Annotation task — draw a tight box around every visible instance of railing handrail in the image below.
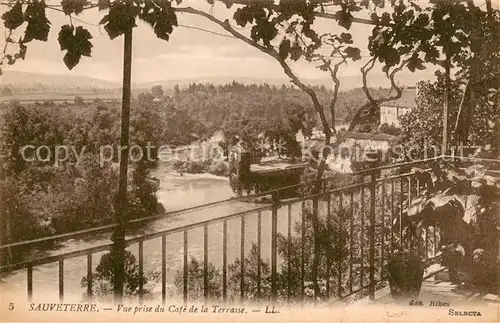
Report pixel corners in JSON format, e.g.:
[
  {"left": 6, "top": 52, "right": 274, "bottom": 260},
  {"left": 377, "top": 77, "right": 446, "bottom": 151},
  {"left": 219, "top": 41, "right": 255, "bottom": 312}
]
[
  {"left": 1, "top": 155, "right": 497, "bottom": 252},
  {"left": 0, "top": 204, "right": 276, "bottom": 272}
]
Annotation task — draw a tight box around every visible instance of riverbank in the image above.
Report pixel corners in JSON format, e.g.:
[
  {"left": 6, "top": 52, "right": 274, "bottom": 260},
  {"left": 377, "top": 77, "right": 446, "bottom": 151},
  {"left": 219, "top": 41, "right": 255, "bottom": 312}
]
[{"left": 163, "top": 171, "right": 230, "bottom": 181}]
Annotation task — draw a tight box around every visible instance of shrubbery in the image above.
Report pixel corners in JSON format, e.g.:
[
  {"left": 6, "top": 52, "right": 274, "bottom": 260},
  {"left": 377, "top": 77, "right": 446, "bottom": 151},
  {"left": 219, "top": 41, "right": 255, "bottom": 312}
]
[
  {"left": 0, "top": 101, "right": 162, "bottom": 265},
  {"left": 207, "top": 161, "right": 230, "bottom": 177},
  {"left": 80, "top": 250, "right": 160, "bottom": 301},
  {"left": 171, "top": 159, "right": 230, "bottom": 177},
  {"left": 171, "top": 206, "right": 354, "bottom": 303}
]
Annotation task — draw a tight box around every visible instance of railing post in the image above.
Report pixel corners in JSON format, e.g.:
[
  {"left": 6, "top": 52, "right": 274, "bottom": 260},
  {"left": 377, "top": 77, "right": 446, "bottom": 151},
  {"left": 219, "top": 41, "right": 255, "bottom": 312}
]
[
  {"left": 271, "top": 191, "right": 279, "bottom": 304},
  {"left": 27, "top": 264, "right": 33, "bottom": 302},
  {"left": 312, "top": 193, "right": 319, "bottom": 302},
  {"left": 222, "top": 221, "right": 227, "bottom": 302},
  {"left": 369, "top": 169, "right": 377, "bottom": 300}
]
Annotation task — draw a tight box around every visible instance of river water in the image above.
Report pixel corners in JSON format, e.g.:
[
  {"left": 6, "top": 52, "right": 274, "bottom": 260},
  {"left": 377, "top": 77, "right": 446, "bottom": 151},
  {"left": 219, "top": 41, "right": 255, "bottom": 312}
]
[{"left": 0, "top": 164, "right": 305, "bottom": 303}]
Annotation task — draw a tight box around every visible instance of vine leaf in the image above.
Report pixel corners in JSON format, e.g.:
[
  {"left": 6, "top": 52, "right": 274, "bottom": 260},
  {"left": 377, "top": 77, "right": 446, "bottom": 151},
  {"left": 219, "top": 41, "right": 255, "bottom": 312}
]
[
  {"left": 58, "top": 25, "right": 93, "bottom": 70},
  {"left": 278, "top": 38, "right": 291, "bottom": 60},
  {"left": 344, "top": 46, "right": 361, "bottom": 61},
  {"left": 340, "top": 32, "right": 353, "bottom": 44},
  {"left": 100, "top": 2, "right": 139, "bottom": 40},
  {"left": 23, "top": 1, "right": 51, "bottom": 43},
  {"left": 381, "top": 12, "right": 391, "bottom": 25},
  {"left": 98, "top": 0, "right": 110, "bottom": 11},
  {"left": 335, "top": 10, "right": 353, "bottom": 29},
  {"left": 1, "top": 0, "right": 24, "bottom": 30},
  {"left": 221, "top": 0, "right": 233, "bottom": 8},
  {"left": 289, "top": 41, "right": 303, "bottom": 61},
  {"left": 14, "top": 41, "right": 27, "bottom": 60},
  {"left": 139, "top": 1, "right": 178, "bottom": 41},
  {"left": 408, "top": 54, "right": 426, "bottom": 72},
  {"left": 317, "top": 60, "right": 330, "bottom": 71}
]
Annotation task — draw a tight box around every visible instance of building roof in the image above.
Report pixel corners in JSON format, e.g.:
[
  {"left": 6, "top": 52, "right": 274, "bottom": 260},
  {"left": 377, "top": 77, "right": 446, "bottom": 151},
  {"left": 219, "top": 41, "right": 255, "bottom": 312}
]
[{"left": 381, "top": 87, "right": 416, "bottom": 108}]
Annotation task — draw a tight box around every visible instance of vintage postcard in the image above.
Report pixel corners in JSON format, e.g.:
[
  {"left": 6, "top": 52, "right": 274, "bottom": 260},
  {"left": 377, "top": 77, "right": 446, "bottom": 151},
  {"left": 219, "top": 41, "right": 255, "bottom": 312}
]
[{"left": 0, "top": 0, "right": 499, "bottom": 322}]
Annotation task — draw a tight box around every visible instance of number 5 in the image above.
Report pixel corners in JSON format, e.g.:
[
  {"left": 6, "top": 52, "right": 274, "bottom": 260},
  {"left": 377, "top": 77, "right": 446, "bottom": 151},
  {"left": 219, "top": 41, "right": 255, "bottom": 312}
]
[{"left": 9, "top": 302, "right": 14, "bottom": 310}]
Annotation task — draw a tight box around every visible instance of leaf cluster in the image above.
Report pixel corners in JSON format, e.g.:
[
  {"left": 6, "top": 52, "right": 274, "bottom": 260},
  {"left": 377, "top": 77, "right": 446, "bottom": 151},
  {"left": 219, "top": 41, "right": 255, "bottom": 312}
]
[
  {"left": 399, "top": 162, "right": 500, "bottom": 260},
  {"left": 1, "top": 0, "right": 180, "bottom": 71}
]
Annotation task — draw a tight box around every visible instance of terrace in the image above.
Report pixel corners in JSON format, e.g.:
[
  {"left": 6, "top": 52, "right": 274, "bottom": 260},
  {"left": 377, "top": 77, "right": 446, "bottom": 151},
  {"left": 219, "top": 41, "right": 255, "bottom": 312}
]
[{"left": 0, "top": 155, "right": 498, "bottom": 307}]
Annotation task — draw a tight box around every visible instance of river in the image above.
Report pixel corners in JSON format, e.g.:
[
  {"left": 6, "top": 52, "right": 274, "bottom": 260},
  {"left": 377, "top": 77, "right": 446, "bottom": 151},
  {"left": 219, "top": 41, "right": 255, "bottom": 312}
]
[{"left": 0, "top": 164, "right": 305, "bottom": 304}]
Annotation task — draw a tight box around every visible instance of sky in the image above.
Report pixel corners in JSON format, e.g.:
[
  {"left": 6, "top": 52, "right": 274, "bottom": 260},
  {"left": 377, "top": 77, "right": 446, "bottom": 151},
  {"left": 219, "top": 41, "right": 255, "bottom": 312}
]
[{"left": 0, "top": 0, "right": 466, "bottom": 86}]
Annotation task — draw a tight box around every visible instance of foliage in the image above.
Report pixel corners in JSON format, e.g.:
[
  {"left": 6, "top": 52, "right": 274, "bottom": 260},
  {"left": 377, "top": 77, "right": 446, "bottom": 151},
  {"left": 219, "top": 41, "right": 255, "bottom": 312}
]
[
  {"left": 4, "top": 0, "right": 492, "bottom": 141},
  {"left": 172, "top": 206, "right": 350, "bottom": 303},
  {"left": 49, "top": 154, "right": 119, "bottom": 233},
  {"left": 172, "top": 257, "right": 223, "bottom": 301},
  {"left": 2, "top": 1, "right": 494, "bottom": 76},
  {"left": 80, "top": 249, "right": 160, "bottom": 301},
  {"left": 401, "top": 162, "right": 500, "bottom": 293},
  {"left": 398, "top": 70, "right": 500, "bottom": 161},
  {"left": 0, "top": 100, "right": 162, "bottom": 264},
  {"left": 173, "top": 245, "right": 269, "bottom": 302},
  {"left": 151, "top": 85, "right": 164, "bottom": 98},
  {"left": 379, "top": 122, "right": 401, "bottom": 136},
  {"left": 57, "top": 25, "right": 93, "bottom": 69},
  {"left": 0, "top": 178, "right": 51, "bottom": 244},
  {"left": 385, "top": 248, "right": 424, "bottom": 300},
  {"left": 0, "top": 0, "right": 176, "bottom": 71},
  {"left": 207, "top": 161, "right": 230, "bottom": 177},
  {"left": 74, "top": 96, "right": 84, "bottom": 105},
  {"left": 172, "top": 160, "right": 206, "bottom": 174}
]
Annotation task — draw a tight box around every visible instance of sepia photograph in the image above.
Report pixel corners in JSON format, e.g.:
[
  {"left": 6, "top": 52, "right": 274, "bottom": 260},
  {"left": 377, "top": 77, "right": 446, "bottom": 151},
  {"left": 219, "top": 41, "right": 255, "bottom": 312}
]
[{"left": 0, "top": 0, "right": 499, "bottom": 322}]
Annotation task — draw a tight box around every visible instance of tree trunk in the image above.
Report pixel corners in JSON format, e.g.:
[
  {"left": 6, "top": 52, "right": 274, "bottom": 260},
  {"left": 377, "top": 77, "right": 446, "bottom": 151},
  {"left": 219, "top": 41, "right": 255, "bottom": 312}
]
[{"left": 310, "top": 134, "right": 331, "bottom": 299}]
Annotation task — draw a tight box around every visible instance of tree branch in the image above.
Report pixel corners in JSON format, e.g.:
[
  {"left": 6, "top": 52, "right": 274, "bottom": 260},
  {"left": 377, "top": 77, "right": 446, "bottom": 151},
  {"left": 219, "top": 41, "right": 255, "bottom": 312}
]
[
  {"left": 323, "top": 57, "right": 346, "bottom": 140},
  {"left": 345, "top": 59, "right": 407, "bottom": 134},
  {"left": 360, "top": 57, "right": 377, "bottom": 103},
  {"left": 175, "top": 6, "right": 332, "bottom": 138},
  {"left": 314, "top": 11, "right": 385, "bottom": 26},
  {"left": 214, "top": 0, "right": 383, "bottom": 27},
  {"left": 378, "top": 59, "right": 408, "bottom": 105}
]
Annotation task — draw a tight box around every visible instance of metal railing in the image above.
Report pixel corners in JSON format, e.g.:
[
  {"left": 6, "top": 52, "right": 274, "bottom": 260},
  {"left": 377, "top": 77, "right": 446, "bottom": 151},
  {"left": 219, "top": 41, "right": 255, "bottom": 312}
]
[{"left": 0, "top": 155, "right": 496, "bottom": 304}]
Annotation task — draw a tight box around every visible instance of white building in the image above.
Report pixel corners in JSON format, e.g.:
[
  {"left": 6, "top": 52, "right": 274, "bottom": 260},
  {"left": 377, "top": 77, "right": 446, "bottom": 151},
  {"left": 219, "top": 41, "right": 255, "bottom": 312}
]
[
  {"left": 329, "top": 132, "right": 397, "bottom": 173},
  {"left": 380, "top": 87, "right": 417, "bottom": 127}
]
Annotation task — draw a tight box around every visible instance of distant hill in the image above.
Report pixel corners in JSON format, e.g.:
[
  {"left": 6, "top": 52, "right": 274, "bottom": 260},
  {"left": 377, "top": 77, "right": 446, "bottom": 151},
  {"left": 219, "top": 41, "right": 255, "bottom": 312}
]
[{"left": 0, "top": 69, "right": 435, "bottom": 97}]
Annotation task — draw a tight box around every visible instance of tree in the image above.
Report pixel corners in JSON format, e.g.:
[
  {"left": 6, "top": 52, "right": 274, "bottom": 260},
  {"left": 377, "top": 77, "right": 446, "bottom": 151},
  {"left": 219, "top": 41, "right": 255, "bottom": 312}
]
[
  {"left": 74, "top": 95, "right": 84, "bottom": 105},
  {"left": 398, "top": 69, "right": 500, "bottom": 161}
]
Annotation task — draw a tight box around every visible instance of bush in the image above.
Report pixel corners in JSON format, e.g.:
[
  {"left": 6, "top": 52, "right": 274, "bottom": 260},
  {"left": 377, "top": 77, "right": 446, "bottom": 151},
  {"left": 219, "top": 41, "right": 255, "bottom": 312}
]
[
  {"left": 173, "top": 160, "right": 207, "bottom": 174},
  {"left": 74, "top": 96, "right": 84, "bottom": 105},
  {"left": 207, "top": 161, "right": 230, "bottom": 177},
  {"left": 379, "top": 123, "right": 401, "bottom": 136},
  {"left": 173, "top": 257, "right": 222, "bottom": 301},
  {"left": 172, "top": 207, "right": 350, "bottom": 304},
  {"left": 50, "top": 155, "right": 118, "bottom": 232},
  {"left": 0, "top": 178, "right": 55, "bottom": 264},
  {"left": 81, "top": 250, "right": 160, "bottom": 301}
]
